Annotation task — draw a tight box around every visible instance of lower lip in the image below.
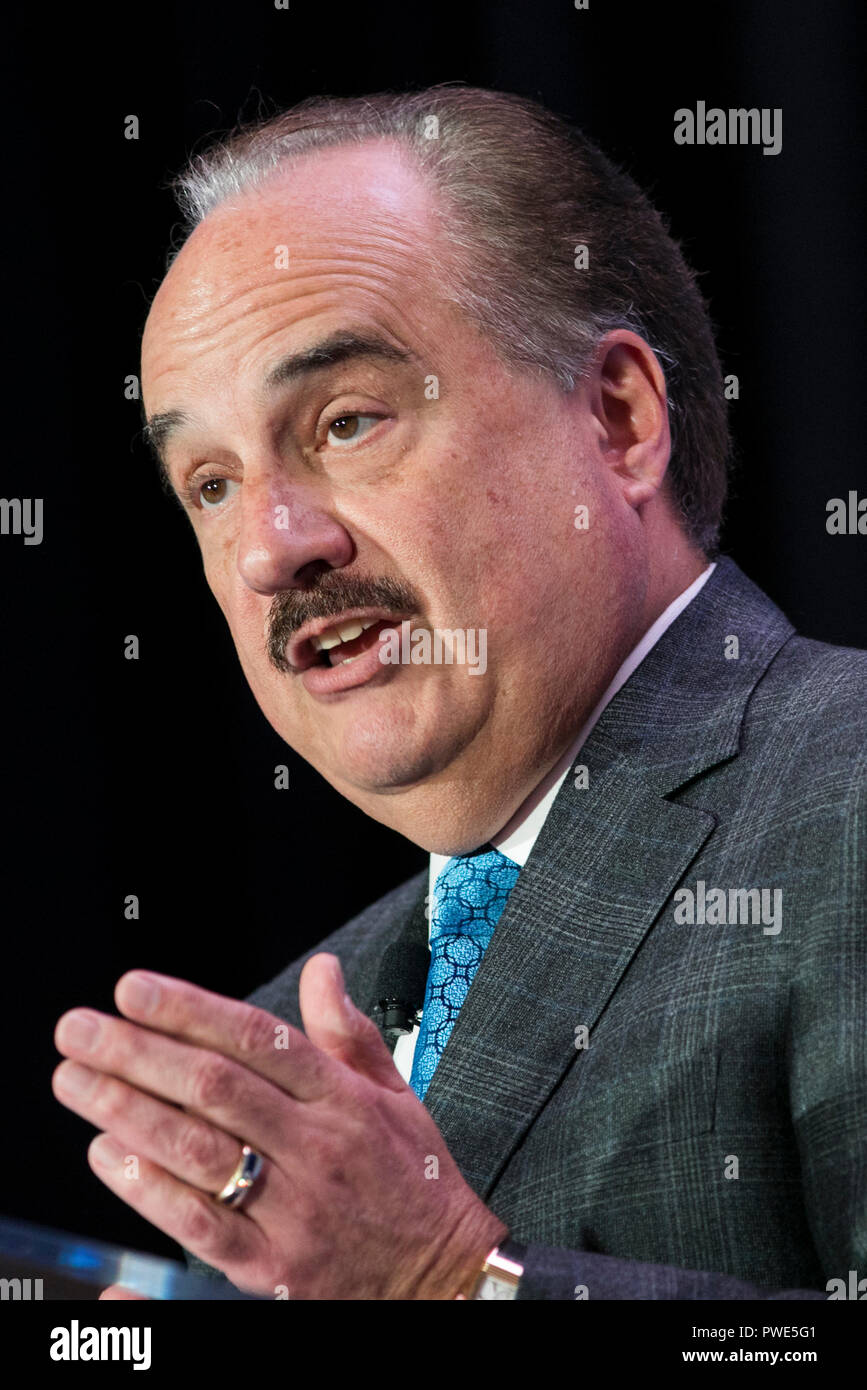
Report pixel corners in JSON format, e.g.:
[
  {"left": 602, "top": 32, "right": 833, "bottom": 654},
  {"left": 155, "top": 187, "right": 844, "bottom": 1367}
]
[{"left": 300, "top": 620, "right": 406, "bottom": 697}]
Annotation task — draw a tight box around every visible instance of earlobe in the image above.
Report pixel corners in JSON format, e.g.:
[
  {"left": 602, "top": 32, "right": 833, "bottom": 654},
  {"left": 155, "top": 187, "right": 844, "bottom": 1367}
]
[{"left": 619, "top": 474, "right": 661, "bottom": 510}]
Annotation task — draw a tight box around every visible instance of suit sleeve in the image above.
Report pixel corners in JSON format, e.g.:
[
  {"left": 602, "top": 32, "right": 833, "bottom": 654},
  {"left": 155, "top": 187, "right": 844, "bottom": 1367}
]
[
  {"left": 786, "top": 758, "right": 867, "bottom": 1287},
  {"left": 514, "top": 1247, "right": 827, "bottom": 1299}
]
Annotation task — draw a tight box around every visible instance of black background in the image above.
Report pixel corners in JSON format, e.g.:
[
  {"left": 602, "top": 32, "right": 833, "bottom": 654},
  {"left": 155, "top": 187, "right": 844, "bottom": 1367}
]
[{"left": 1, "top": 0, "right": 864, "bottom": 1261}]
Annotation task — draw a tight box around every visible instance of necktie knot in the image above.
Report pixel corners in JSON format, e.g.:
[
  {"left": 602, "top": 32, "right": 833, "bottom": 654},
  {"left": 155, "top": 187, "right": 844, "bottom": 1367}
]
[{"left": 431, "top": 847, "right": 521, "bottom": 944}]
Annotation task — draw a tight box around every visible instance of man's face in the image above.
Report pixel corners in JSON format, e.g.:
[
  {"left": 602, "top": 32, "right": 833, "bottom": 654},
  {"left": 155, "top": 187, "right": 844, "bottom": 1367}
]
[{"left": 141, "top": 141, "right": 645, "bottom": 851}]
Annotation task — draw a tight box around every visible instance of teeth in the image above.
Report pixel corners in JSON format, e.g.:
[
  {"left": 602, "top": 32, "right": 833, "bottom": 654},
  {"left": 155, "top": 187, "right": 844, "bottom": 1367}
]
[{"left": 310, "top": 617, "right": 381, "bottom": 652}]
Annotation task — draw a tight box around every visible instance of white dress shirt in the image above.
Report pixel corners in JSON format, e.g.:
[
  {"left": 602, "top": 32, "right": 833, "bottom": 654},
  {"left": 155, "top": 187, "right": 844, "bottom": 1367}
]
[{"left": 392, "top": 563, "right": 716, "bottom": 1084}]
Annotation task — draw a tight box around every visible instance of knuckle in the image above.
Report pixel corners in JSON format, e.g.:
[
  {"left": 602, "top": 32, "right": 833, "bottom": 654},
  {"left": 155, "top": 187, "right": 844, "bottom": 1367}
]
[
  {"left": 235, "top": 1006, "right": 275, "bottom": 1058},
  {"left": 189, "top": 1053, "right": 236, "bottom": 1110},
  {"left": 91, "top": 1074, "right": 126, "bottom": 1125},
  {"left": 174, "top": 1119, "right": 221, "bottom": 1177},
  {"left": 179, "top": 1191, "right": 224, "bottom": 1254}
]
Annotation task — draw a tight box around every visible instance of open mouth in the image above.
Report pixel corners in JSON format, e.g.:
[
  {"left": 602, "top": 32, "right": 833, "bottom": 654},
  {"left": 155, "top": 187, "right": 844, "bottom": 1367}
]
[{"left": 312, "top": 617, "right": 398, "bottom": 667}]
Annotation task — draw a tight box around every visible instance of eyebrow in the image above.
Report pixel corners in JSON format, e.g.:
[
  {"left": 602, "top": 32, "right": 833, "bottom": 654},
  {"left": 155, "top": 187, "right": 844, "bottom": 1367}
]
[
  {"left": 265, "top": 330, "right": 416, "bottom": 388},
  {"left": 143, "top": 330, "right": 418, "bottom": 488}
]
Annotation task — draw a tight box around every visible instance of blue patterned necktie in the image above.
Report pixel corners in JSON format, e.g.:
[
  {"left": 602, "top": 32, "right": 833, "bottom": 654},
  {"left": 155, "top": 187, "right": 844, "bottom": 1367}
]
[{"left": 409, "top": 846, "right": 521, "bottom": 1101}]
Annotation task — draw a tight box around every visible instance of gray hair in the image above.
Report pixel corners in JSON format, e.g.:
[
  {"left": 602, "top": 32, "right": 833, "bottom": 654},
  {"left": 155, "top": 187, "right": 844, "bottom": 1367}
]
[{"left": 170, "top": 84, "right": 730, "bottom": 555}]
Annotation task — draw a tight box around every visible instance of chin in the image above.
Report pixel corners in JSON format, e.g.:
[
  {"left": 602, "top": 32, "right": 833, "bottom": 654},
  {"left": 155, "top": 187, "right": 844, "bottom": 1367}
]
[
  {"left": 329, "top": 712, "right": 476, "bottom": 801},
  {"left": 327, "top": 738, "right": 441, "bottom": 797},
  {"left": 272, "top": 679, "right": 489, "bottom": 801}
]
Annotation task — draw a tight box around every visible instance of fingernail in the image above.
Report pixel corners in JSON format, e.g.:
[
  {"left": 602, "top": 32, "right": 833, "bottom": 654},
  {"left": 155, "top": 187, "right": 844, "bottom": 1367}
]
[
  {"left": 57, "top": 1061, "right": 97, "bottom": 1097},
  {"left": 90, "top": 1133, "right": 124, "bottom": 1167},
  {"left": 59, "top": 1010, "right": 100, "bottom": 1051},
  {"left": 122, "top": 972, "right": 160, "bottom": 1016}
]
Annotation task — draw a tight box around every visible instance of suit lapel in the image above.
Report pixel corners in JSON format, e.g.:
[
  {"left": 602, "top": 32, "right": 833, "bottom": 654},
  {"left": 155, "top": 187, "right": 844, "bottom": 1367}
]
[
  {"left": 422, "top": 747, "right": 716, "bottom": 1195},
  {"left": 364, "top": 887, "right": 429, "bottom": 1056},
  {"left": 422, "top": 557, "right": 795, "bottom": 1198}
]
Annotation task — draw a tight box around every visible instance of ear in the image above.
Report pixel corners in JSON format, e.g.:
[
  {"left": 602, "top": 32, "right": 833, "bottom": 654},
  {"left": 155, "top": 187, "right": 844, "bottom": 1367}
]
[{"left": 588, "top": 330, "right": 672, "bottom": 510}]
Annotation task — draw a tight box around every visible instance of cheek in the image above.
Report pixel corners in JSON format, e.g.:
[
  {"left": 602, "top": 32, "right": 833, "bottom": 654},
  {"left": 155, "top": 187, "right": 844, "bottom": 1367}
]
[{"left": 198, "top": 524, "right": 235, "bottom": 600}]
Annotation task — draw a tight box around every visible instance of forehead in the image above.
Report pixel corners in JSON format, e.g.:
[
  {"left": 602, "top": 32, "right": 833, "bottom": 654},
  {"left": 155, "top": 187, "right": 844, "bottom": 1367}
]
[{"left": 141, "top": 141, "right": 448, "bottom": 398}]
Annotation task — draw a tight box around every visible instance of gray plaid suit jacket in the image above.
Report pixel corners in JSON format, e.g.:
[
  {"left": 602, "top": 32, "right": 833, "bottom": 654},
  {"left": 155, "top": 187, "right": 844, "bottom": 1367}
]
[{"left": 193, "top": 556, "right": 867, "bottom": 1298}]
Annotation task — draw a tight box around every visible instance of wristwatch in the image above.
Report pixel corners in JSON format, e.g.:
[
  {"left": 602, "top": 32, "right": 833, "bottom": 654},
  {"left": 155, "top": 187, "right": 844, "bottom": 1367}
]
[{"left": 455, "top": 1238, "right": 527, "bottom": 1300}]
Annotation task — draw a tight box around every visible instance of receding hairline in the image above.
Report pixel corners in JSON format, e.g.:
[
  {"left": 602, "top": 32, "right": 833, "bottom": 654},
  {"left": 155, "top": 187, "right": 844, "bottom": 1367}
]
[
  {"left": 152, "top": 86, "right": 729, "bottom": 552},
  {"left": 164, "top": 133, "right": 449, "bottom": 275}
]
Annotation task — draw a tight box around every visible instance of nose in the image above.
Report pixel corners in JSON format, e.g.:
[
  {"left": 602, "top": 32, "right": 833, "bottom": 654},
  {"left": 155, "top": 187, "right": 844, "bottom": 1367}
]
[{"left": 236, "top": 475, "right": 355, "bottom": 594}]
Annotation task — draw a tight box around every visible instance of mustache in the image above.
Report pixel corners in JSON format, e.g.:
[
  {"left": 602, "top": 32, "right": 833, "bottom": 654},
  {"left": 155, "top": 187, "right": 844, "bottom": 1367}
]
[{"left": 266, "top": 573, "right": 419, "bottom": 672}]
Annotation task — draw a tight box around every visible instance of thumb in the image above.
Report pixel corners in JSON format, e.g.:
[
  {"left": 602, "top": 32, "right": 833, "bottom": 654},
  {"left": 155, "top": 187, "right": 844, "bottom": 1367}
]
[{"left": 299, "top": 953, "right": 406, "bottom": 1091}]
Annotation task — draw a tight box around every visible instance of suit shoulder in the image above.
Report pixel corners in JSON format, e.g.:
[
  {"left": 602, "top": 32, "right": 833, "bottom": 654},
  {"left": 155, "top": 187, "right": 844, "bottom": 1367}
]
[
  {"left": 748, "top": 633, "right": 867, "bottom": 753},
  {"left": 245, "top": 868, "right": 427, "bottom": 1025},
  {"left": 733, "top": 635, "right": 867, "bottom": 842}
]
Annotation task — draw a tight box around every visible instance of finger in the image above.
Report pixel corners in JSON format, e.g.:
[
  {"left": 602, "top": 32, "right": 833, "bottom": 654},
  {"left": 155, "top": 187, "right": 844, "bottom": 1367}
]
[
  {"left": 86, "top": 1133, "right": 268, "bottom": 1293},
  {"left": 300, "top": 955, "right": 407, "bottom": 1093},
  {"left": 111, "top": 972, "right": 339, "bottom": 1101},
  {"left": 52, "top": 1059, "right": 254, "bottom": 1195},
  {"left": 54, "top": 1009, "right": 297, "bottom": 1153},
  {"left": 99, "top": 1285, "right": 151, "bottom": 1301}
]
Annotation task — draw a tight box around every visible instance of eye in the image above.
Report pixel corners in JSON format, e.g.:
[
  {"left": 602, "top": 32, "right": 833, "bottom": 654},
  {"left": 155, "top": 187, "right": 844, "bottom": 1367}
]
[
  {"left": 325, "top": 413, "right": 381, "bottom": 447},
  {"left": 198, "top": 477, "right": 240, "bottom": 508}
]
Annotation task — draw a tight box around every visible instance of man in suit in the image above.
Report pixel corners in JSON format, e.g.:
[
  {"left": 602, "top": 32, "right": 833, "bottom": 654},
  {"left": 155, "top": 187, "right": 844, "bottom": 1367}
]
[{"left": 53, "top": 86, "right": 865, "bottom": 1299}]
